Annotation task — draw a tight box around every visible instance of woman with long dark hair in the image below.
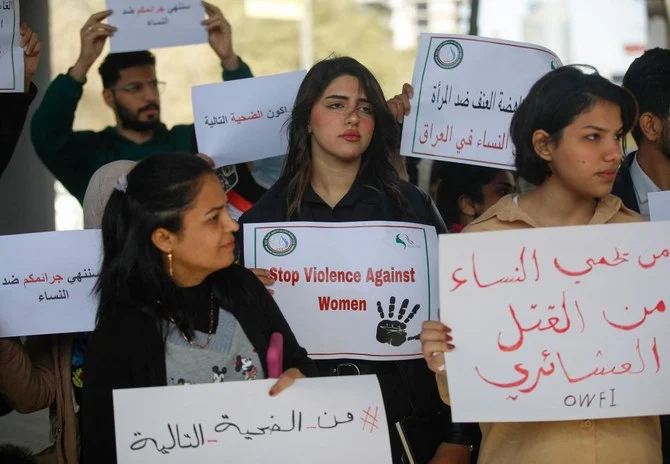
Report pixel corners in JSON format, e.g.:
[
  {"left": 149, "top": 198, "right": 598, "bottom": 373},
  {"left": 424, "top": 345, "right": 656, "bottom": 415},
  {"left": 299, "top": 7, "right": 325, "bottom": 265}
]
[
  {"left": 82, "top": 153, "right": 316, "bottom": 462},
  {"left": 239, "top": 57, "right": 477, "bottom": 463}
]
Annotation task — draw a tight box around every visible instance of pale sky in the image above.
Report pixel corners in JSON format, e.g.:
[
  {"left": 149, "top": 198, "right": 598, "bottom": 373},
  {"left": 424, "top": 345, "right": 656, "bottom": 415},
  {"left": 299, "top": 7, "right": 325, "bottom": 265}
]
[{"left": 479, "top": 0, "right": 647, "bottom": 80}]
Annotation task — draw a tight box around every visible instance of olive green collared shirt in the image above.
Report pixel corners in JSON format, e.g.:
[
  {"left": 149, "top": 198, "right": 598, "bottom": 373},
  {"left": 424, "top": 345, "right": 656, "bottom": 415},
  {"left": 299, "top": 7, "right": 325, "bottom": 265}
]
[{"left": 31, "top": 60, "right": 253, "bottom": 203}]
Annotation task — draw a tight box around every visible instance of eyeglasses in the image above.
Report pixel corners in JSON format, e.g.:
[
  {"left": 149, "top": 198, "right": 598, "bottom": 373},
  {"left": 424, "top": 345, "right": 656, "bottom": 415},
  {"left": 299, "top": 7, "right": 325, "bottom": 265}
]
[{"left": 110, "top": 80, "right": 166, "bottom": 95}]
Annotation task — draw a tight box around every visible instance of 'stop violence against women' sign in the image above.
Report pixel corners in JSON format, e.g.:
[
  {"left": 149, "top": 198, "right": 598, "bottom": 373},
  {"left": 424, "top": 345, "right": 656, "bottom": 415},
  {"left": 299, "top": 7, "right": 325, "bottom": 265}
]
[{"left": 244, "top": 221, "right": 439, "bottom": 360}]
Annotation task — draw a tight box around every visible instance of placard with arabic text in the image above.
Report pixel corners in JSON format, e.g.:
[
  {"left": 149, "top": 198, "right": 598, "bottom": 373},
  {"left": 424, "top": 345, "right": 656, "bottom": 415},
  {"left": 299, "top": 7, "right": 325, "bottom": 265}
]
[
  {"left": 440, "top": 221, "right": 670, "bottom": 422},
  {"left": 106, "top": 0, "right": 207, "bottom": 52},
  {"left": 0, "top": 230, "right": 101, "bottom": 337},
  {"left": 401, "top": 34, "right": 561, "bottom": 169},
  {"left": 113, "top": 375, "right": 392, "bottom": 463},
  {"left": 0, "top": 0, "right": 23, "bottom": 92}
]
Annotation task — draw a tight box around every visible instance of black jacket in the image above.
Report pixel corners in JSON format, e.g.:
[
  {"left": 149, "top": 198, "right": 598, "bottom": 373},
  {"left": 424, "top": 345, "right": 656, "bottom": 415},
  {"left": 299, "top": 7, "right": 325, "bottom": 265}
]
[
  {"left": 239, "top": 175, "right": 446, "bottom": 236},
  {"left": 81, "top": 265, "right": 317, "bottom": 463},
  {"left": 612, "top": 152, "right": 640, "bottom": 213},
  {"left": 0, "top": 83, "right": 37, "bottom": 178},
  {"left": 238, "top": 176, "right": 480, "bottom": 462}
]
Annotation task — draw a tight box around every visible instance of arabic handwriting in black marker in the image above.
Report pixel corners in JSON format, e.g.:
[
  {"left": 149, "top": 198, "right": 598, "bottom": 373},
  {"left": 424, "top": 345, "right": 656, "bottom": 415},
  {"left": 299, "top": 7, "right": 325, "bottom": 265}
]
[
  {"left": 214, "top": 414, "right": 253, "bottom": 440},
  {"left": 130, "top": 432, "right": 165, "bottom": 454},
  {"left": 2, "top": 275, "right": 19, "bottom": 285},
  {"left": 455, "top": 91, "right": 470, "bottom": 108}
]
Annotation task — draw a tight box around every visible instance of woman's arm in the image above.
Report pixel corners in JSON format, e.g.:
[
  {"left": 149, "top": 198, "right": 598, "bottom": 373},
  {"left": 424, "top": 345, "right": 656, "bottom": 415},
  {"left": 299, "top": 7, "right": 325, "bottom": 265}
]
[
  {"left": 0, "top": 336, "right": 56, "bottom": 413},
  {"left": 229, "top": 266, "right": 317, "bottom": 378}
]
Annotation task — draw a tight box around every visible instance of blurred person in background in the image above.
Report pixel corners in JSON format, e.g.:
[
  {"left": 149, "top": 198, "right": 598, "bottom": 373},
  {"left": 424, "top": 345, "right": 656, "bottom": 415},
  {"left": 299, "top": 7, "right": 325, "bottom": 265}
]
[
  {"left": 613, "top": 48, "right": 670, "bottom": 217},
  {"left": 432, "top": 162, "right": 516, "bottom": 232},
  {"left": 30, "top": 2, "right": 252, "bottom": 204}
]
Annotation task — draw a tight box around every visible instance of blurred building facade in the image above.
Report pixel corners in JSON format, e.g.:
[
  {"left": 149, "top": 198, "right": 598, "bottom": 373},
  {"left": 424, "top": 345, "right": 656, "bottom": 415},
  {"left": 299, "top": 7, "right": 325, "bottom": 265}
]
[
  {"left": 357, "top": 0, "right": 467, "bottom": 49},
  {"left": 648, "top": 0, "right": 670, "bottom": 47},
  {"left": 523, "top": 0, "right": 571, "bottom": 63},
  {"left": 522, "top": 0, "right": 650, "bottom": 83}
]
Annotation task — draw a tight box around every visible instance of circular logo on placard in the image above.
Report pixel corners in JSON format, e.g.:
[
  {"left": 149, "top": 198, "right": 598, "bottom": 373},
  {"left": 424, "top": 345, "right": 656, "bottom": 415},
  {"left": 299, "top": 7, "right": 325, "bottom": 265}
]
[
  {"left": 434, "top": 40, "right": 464, "bottom": 70},
  {"left": 263, "top": 229, "right": 297, "bottom": 256}
]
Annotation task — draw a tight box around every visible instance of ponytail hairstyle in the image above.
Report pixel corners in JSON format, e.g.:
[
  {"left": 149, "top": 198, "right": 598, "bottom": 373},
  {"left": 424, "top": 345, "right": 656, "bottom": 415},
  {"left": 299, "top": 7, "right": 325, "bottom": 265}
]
[{"left": 95, "top": 153, "right": 214, "bottom": 339}]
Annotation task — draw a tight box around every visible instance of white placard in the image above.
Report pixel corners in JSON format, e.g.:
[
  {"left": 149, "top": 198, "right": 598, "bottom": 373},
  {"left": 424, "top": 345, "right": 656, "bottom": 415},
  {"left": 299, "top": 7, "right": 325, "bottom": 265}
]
[
  {"left": 113, "top": 375, "right": 392, "bottom": 463},
  {"left": 649, "top": 191, "right": 670, "bottom": 222},
  {"left": 244, "top": 221, "right": 439, "bottom": 360},
  {"left": 192, "top": 71, "right": 306, "bottom": 166},
  {"left": 440, "top": 222, "right": 670, "bottom": 422},
  {"left": 400, "top": 34, "right": 561, "bottom": 169},
  {"left": 0, "top": 230, "right": 101, "bottom": 337},
  {"left": 0, "top": 0, "right": 23, "bottom": 93},
  {"left": 107, "top": 0, "right": 207, "bottom": 53}
]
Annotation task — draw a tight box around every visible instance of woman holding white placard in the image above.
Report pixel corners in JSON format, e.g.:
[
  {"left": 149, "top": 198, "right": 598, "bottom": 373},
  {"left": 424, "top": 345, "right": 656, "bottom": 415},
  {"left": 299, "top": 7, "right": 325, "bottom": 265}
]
[
  {"left": 420, "top": 65, "right": 659, "bottom": 463},
  {"left": 238, "top": 56, "right": 479, "bottom": 464},
  {"left": 80, "top": 153, "right": 317, "bottom": 462}
]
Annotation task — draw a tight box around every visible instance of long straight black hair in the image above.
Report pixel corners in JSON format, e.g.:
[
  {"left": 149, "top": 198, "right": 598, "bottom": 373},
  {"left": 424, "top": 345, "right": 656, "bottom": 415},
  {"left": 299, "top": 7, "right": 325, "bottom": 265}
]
[
  {"left": 95, "top": 153, "right": 214, "bottom": 339},
  {"left": 283, "top": 56, "right": 409, "bottom": 220}
]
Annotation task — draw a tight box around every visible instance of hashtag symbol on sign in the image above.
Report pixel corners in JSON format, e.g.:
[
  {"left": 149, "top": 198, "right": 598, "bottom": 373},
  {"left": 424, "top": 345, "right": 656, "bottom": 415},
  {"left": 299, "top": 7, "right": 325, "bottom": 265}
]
[{"left": 361, "top": 405, "right": 379, "bottom": 433}]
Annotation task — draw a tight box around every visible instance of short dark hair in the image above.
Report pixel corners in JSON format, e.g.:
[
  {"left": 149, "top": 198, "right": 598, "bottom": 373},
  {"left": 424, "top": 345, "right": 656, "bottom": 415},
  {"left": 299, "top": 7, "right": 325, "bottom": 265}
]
[
  {"left": 95, "top": 153, "right": 214, "bottom": 340},
  {"left": 623, "top": 47, "right": 670, "bottom": 144},
  {"left": 434, "top": 162, "right": 503, "bottom": 225},
  {"left": 98, "top": 51, "right": 156, "bottom": 88},
  {"left": 0, "top": 444, "right": 36, "bottom": 463},
  {"left": 283, "top": 56, "right": 406, "bottom": 219},
  {"left": 511, "top": 65, "right": 637, "bottom": 185}
]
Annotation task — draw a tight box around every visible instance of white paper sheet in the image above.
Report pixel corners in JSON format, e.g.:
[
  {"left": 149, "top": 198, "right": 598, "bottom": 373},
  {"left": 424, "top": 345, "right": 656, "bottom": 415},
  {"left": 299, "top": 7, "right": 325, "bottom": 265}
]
[
  {"left": 244, "top": 221, "right": 439, "bottom": 360},
  {"left": 0, "top": 230, "right": 101, "bottom": 337},
  {"left": 114, "top": 375, "right": 392, "bottom": 463},
  {"left": 107, "top": 0, "right": 207, "bottom": 53},
  {"left": 0, "top": 0, "right": 24, "bottom": 93},
  {"left": 192, "top": 70, "right": 306, "bottom": 166},
  {"left": 440, "top": 221, "right": 670, "bottom": 422},
  {"left": 401, "top": 34, "right": 561, "bottom": 169}
]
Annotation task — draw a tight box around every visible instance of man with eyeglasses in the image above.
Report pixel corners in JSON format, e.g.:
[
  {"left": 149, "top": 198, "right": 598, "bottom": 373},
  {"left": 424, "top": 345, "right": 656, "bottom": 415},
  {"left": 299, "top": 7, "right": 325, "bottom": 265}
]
[{"left": 30, "top": 2, "right": 252, "bottom": 204}]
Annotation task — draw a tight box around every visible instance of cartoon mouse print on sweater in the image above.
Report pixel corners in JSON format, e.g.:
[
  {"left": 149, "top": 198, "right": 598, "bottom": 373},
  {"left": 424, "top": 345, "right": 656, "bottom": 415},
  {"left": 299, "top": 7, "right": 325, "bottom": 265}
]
[
  {"left": 212, "top": 366, "right": 227, "bottom": 382},
  {"left": 235, "top": 355, "right": 258, "bottom": 380}
]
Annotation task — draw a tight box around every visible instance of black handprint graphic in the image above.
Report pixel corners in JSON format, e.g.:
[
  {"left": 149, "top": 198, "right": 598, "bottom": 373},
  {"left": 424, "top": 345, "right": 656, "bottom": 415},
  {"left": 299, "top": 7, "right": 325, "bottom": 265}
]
[{"left": 376, "top": 296, "right": 421, "bottom": 346}]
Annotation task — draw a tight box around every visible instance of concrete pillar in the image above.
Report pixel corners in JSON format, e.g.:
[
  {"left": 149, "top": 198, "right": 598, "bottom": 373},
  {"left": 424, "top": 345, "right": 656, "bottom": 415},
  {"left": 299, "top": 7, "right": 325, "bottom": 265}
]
[
  {"left": 0, "top": 2, "right": 54, "bottom": 456},
  {"left": 648, "top": 14, "right": 668, "bottom": 48},
  {"left": 0, "top": 0, "right": 55, "bottom": 235}
]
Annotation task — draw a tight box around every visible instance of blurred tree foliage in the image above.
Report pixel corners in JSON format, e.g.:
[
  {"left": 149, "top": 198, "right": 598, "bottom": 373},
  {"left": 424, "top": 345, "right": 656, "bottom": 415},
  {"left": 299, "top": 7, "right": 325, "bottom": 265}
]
[{"left": 48, "top": 0, "right": 418, "bottom": 131}]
